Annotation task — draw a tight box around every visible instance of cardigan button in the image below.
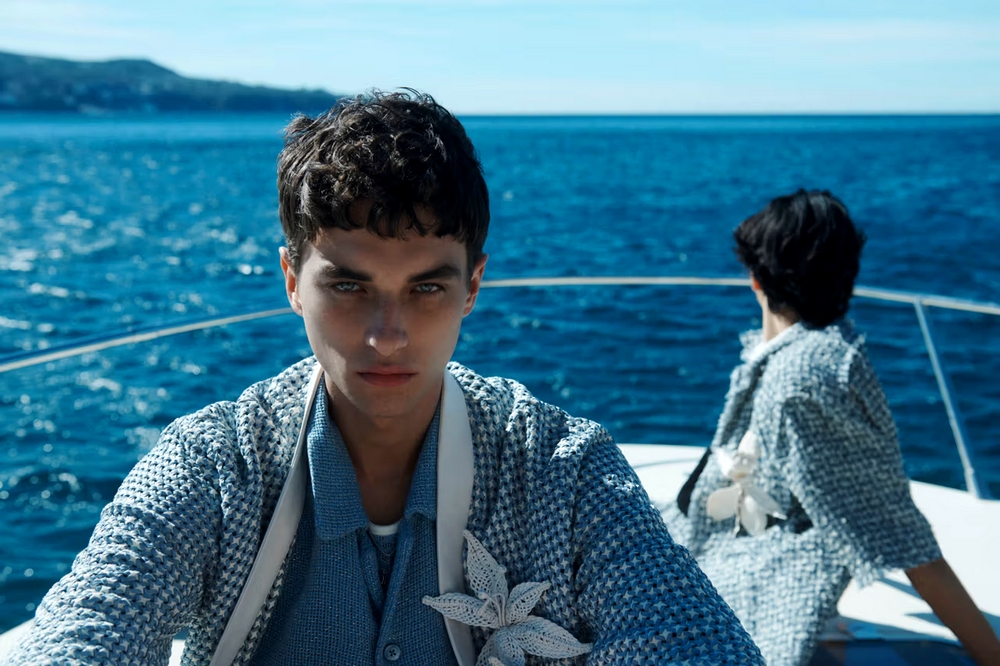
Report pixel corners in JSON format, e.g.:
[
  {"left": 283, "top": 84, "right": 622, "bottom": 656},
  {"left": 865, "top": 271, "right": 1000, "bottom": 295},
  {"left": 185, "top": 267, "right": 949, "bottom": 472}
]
[{"left": 383, "top": 643, "right": 402, "bottom": 662}]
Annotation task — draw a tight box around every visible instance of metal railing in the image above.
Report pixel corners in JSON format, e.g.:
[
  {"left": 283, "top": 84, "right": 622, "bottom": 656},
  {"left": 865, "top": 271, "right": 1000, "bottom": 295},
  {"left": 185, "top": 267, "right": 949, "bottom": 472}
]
[{"left": 1, "top": 276, "right": 995, "bottom": 498}]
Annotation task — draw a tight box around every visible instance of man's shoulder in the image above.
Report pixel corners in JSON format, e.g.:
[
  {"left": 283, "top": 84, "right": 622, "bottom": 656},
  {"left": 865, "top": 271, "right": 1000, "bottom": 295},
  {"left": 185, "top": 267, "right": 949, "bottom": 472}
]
[
  {"left": 236, "top": 356, "right": 318, "bottom": 409},
  {"left": 763, "top": 321, "right": 869, "bottom": 400},
  {"left": 447, "top": 362, "right": 614, "bottom": 461},
  {"left": 158, "top": 356, "right": 317, "bottom": 455}
]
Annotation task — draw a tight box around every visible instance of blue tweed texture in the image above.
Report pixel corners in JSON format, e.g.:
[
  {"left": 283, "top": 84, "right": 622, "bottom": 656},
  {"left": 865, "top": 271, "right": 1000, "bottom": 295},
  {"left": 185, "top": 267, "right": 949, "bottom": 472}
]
[
  {"left": 663, "top": 321, "right": 942, "bottom": 666},
  {"left": 6, "top": 358, "right": 763, "bottom": 665}
]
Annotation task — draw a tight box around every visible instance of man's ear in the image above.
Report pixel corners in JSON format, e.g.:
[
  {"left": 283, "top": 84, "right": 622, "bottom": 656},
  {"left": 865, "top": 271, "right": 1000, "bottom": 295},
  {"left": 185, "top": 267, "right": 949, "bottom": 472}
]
[
  {"left": 279, "top": 247, "right": 303, "bottom": 316},
  {"left": 463, "top": 254, "right": 489, "bottom": 317}
]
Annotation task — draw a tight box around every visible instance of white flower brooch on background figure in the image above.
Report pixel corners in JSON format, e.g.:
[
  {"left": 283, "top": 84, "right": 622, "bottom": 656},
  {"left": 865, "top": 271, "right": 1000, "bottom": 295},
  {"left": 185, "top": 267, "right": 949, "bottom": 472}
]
[
  {"left": 706, "top": 430, "right": 786, "bottom": 536},
  {"left": 422, "top": 530, "right": 592, "bottom": 666}
]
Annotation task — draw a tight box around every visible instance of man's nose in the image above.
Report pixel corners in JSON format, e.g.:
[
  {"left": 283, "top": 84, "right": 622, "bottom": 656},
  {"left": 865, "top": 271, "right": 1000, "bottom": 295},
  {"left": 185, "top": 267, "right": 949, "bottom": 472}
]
[{"left": 365, "top": 298, "right": 409, "bottom": 357}]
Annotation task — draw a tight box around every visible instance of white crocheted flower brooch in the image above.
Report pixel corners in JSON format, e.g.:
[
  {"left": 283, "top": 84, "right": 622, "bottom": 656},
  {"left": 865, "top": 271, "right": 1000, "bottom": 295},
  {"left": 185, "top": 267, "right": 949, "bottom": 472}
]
[
  {"left": 706, "top": 431, "right": 786, "bottom": 536},
  {"left": 422, "top": 530, "right": 593, "bottom": 666}
]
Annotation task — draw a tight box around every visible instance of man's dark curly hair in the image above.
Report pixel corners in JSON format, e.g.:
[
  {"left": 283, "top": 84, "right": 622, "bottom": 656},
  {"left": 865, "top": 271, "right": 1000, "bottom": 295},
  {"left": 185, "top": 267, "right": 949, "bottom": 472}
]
[
  {"left": 734, "top": 189, "right": 867, "bottom": 327},
  {"left": 277, "top": 89, "right": 489, "bottom": 273}
]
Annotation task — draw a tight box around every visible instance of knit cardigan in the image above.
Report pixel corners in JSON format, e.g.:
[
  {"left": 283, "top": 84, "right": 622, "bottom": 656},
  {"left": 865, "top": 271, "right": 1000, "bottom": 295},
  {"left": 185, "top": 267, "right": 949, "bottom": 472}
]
[{"left": 7, "top": 358, "right": 763, "bottom": 665}]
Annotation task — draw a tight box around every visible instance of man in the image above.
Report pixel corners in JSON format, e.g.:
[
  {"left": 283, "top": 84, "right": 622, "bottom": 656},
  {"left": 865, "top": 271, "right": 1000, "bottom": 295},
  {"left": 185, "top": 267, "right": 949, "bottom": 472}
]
[{"left": 6, "top": 91, "right": 762, "bottom": 665}]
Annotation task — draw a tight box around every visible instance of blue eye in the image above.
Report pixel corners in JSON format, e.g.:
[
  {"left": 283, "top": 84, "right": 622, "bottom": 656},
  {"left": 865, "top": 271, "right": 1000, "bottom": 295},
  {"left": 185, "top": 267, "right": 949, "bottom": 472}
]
[
  {"left": 332, "top": 282, "right": 361, "bottom": 293},
  {"left": 415, "top": 283, "right": 443, "bottom": 294}
]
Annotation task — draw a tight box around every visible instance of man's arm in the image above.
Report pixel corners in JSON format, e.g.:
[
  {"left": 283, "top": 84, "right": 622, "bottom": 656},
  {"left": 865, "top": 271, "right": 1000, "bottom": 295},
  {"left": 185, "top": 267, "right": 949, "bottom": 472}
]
[
  {"left": 779, "top": 393, "right": 1000, "bottom": 662},
  {"left": 779, "top": 394, "right": 943, "bottom": 586},
  {"left": 570, "top": 432, "right": 763, "bottom": 665},
  {"left": 906, "top": 558, "right": 1000, "bottom": 666},
  {"left": 4, "top": 414, "right": 228, "bottom": 665}
]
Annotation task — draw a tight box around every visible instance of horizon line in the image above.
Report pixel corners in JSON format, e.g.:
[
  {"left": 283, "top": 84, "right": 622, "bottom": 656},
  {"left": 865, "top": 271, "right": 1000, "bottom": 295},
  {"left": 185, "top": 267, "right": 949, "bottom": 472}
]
[
  {"left": 1, "top": 110, "right": 998, "bottom": 118},
  {"left": 456, "top": 111, "right": 1000, "bottom": 117}
]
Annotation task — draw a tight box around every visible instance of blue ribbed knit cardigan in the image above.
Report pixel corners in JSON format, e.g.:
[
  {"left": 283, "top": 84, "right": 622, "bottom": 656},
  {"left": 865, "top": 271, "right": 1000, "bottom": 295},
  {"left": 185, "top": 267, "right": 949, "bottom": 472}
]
[{"left": 7, "top": 358, "right": 763, "bottom": 665}]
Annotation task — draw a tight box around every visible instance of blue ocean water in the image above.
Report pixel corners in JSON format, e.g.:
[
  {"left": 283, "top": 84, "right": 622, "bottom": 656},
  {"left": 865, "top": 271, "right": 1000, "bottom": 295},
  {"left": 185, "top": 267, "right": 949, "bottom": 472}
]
[{"left": 1, "top": 114, "right": 999, "bottom": 631}]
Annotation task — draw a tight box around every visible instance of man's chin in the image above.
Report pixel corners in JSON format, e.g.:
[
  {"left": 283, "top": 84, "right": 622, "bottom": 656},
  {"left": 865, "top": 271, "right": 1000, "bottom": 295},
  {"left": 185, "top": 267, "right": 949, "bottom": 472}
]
[{"left": 325, "top": 371, "right": 443, "bottom": 424}]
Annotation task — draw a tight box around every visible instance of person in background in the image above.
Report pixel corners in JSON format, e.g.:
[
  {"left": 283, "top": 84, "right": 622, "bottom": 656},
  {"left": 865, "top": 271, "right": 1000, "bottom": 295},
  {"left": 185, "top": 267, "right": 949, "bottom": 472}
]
[
  {"left": 5, "top": 91, "right": 763, "bottom": 665},
  {"left": 662, "top": 189, "right": 1000, "bottom": 665}
]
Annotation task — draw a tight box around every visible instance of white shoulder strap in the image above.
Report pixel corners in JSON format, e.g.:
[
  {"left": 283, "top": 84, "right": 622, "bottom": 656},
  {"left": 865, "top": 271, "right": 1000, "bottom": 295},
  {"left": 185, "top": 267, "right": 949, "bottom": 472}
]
[
  {"left": 436, "top": 370, "right": 476, "bottom": 666},
  {"left": 209, "top": 366, "right": 323, "bottom": 666}
]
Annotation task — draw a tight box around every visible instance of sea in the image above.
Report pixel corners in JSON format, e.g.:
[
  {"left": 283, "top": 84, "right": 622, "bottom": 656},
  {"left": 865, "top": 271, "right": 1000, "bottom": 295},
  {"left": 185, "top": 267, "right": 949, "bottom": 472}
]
[{"left": 1, "top": 113, "right": 999, "bottom": 632}]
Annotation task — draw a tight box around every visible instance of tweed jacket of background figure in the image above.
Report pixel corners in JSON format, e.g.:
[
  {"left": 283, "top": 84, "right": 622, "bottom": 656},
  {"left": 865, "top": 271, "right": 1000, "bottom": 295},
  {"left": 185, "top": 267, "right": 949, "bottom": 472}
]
[
  {"left": 7, "top": 357, "right": 763, "bottom": 665},
  {"left": 663, "top": 320, "right": 941, "bottom": 666}
]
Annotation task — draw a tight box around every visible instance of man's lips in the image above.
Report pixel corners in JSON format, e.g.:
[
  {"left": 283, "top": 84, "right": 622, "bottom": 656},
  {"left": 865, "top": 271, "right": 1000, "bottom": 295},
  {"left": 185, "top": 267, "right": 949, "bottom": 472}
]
[{"left": 357, "top": 367, "right": 417, "bottom": 387}]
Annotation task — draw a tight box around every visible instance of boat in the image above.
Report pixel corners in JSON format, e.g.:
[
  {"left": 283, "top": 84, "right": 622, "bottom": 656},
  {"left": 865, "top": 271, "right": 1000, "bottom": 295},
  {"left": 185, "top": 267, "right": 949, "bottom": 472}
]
[{"left": 1, "top": 277, "right": 998, "bottom": 665}]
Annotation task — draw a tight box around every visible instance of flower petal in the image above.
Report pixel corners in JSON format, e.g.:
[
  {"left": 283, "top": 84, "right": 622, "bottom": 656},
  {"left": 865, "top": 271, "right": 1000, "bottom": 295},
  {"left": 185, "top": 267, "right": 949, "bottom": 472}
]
[
  {"left": 505, "top": 581, "right": 550, "bottom": 625},
  {"left": 713, "top": 447, "right": 737, "bottom": 478},
  {"left": 737, "top": 430, "right": 760, "bottom": 457},
  {"left": 509, "top": 615, "right": 593, "bottom": 658},
  {"left": 422, "top": 592, "right": 498, "bottom": 628},
  {"left": 494, "top": 628, "right": 526, "bottom": 666},
  {"left": 477, "top": 632, "right": 499, "bottom": 666},
  {"left": 476, "top": 629, "right": 525, "bottom": 666},
  {"left": 464, "top": 530, "right": 509, "bottom": 603},
  {"left": 746, "top": 485, "right": 786, "bottom": 519},
  {"left": 739, "top": 495, "right": 768, "bottom": 537},
  {"left": 706, "top": 485, "right": 740, "bottom": 520}
]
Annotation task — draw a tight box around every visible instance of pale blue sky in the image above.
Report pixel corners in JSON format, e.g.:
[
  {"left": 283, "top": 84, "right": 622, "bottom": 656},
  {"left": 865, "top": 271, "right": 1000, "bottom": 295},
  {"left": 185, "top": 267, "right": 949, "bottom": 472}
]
[{"left": 3, "top": 0, "right": 999, "bottom": 113}]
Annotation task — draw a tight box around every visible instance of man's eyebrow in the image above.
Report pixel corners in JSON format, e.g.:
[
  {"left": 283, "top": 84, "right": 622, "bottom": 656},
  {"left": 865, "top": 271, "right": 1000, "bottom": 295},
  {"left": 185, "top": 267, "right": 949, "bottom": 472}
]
[
  {"left": 410, "top": 263, "right": 463, "bottom": 283},
  {"left": 318, "top": 264, "right": 372, "bottom": 281}
]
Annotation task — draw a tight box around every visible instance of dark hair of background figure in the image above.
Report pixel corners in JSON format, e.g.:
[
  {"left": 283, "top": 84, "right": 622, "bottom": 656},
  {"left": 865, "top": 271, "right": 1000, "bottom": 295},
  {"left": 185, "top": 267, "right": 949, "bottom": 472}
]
[
  {"left": 277, "top": 88, "right": 490, "bottom": 274},
  {"left": 733, "top": 189, "right": 868, "bottom": 328}
]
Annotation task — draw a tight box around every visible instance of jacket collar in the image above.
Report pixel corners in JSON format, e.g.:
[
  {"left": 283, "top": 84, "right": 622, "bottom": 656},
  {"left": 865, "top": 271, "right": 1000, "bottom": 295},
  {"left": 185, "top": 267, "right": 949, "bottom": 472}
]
[
  {"left": 739, "top": 322, "right": 807, "bottom": 365},
  {"left": 739, "top": 318, "right": 858, "bottom": 365}
]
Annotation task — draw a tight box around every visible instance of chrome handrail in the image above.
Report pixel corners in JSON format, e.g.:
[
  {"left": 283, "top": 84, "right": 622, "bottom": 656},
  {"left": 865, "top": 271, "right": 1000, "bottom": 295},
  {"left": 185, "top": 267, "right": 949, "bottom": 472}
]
[
  {"left": 914, "top": 302, "right": 985, "bottom": 499},
  {"left": 1, "top": 276, "right": 994, "bottom": 498},
  {"left": 0, "top": 308, "right": 293, "bottom": 375}
]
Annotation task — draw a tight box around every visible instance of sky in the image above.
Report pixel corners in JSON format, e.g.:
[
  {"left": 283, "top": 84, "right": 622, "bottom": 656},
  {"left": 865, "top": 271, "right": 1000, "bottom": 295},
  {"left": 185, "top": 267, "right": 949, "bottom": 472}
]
[{"left": 2, "top": 0, "right": 1000, "bottom": 114}]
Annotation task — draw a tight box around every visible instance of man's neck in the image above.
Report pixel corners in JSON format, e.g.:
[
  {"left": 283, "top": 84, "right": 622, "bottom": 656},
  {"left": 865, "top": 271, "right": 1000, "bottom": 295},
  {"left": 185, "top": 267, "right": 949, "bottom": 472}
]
[
  {"left": 327, "top": 381, "right": 441, "bottom": 525},
  {"left": 761, "top": 306, "right": 799, "bottom": 342},
  {"left": 341, "top": 413, "right": 426, "bottom": 474}
]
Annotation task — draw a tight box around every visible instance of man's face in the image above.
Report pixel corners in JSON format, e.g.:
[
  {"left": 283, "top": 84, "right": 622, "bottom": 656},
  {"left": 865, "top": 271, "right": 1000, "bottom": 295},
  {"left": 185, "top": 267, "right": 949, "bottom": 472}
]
[{"left": 280, "top": 213, "right": 486, "bottom": 432}]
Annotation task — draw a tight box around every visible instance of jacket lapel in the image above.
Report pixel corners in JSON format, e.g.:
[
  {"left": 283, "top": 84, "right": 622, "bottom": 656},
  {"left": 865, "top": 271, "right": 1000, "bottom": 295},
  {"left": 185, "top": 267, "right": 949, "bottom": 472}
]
[{"left": 436, "top": 370, "right": 476, "bottom": 666}]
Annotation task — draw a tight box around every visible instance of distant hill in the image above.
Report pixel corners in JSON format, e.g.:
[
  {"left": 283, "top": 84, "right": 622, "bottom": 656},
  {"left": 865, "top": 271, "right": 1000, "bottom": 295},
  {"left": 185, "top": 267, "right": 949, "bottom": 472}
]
[{"left": 0, "top": 51, "right": 344, "bottom": 113}]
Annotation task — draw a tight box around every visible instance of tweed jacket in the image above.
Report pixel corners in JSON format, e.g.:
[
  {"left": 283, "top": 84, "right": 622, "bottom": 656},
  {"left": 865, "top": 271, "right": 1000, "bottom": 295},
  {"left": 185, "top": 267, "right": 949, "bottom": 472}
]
[
  {"left": 663, "top": 320, "right": 941, "bottom": 666},
  {"left": 8, "top": 358, "right": 763, "bottom": 665}
]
